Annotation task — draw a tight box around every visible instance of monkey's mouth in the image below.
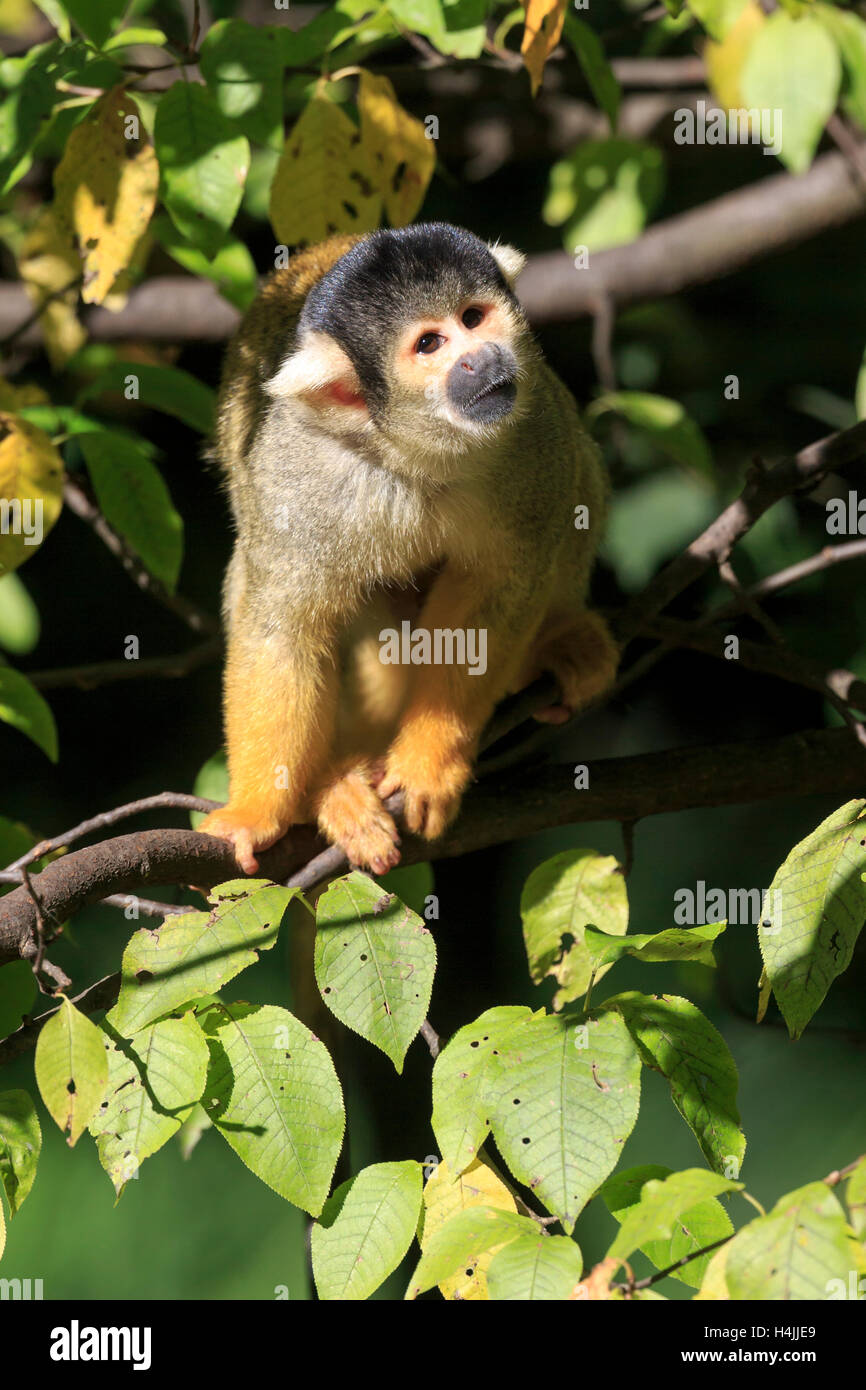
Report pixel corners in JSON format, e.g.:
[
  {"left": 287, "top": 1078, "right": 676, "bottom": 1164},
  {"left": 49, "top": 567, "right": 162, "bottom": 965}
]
[{"left": 462, "top": 376, "right": 517, "bottom": 421}]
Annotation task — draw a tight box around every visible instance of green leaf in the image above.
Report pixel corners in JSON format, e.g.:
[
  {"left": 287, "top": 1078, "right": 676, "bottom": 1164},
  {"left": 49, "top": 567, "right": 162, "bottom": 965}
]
[
  {"left": 543, "top": 138, "right": 664, "bottom": 253},
  {"left": 741, "top": 13, "right": 840, "bottom": 173},
  {"left": 814, "top": 6, "right": 866, "bottom": 131},
  {"left": 202, "top": 1002, "right": 344, "bottom": 1217},
  {"left": 191, "top": 749, "right": 228, "bottom": 828},
  {"left": 606, "top": 992, "right": 746, "bottom": 1175},
  {"left": 584, "top": 922, "right": 724, "bottom": 971},
  {"left": 602, "top": 1164, "right": 734, "bottom": 1287},
  {"left": 33, "top": 2, "right": 71, "bottom": 41},
  {"left": 89, "top": 1014, "right": 209, "bottom": 1194},
  {"left": 103, "top": 28, "right": 169, "bottom": 52},
  {"left": 80, "top": 361, "right": 216, "bottom": 435},
  {"left": 200, "top": 20, "right": 284, "bottom": 148},
  {"left": 687, "top": 0, "right": 747, "bottom": 40},
  {"left": 113, "top": 880, "right": 298, "bottom": 1035},
  {"left": 601, "top": 470, "right": 717, "bottom": 591},
  {"left": 34, "top": 996, "right": 109, "bottom": 1146},
  {"left": 725, "top": 1182, "right": 858, "bottom": 1299},
  {"left": 152, "top": 215, "right": 258, "bottom": 312},
  {"left": 63, "top": 0, "right": 127, "bottom": 48},
  {"left": 564, "top": 16, "right": 621, "bottom": 128},
  {"left": 312, "top": 1160, "right": 423, "bottom": 1300},
  {"left": 154, "top": 82, "right": 250, "bottom": 257},
  {"left": 521, "top": 849, "right": 628, "bottom": 1009},
  {"left": 589, "top": 391, "right": 713, "bottom": 475},
  {"left": 0, "top": 1089, "right": 41, "bottom": 1215},
  {"left": 846, "top": 1157, "right": 866, "bottom": 1238},
  {"left": 405, "top": 1205, "right": 538, "bottom": 1299},
  {"left": 0, "top": 666, "right": 57, "bottom": 761},
  {"left": 0, "top": 960, "right": 37, "bottom": 1038},
  {"left": 0, "top": 45, "right": 59, "bottom": 192},
  {"left": 376, "top": 861, "right": 435, "bottom": 918},
  {"left": 431, "top": 1006, "right": 536, "bottom": 1174},
  {"left": 607, "top": 1167, "right": 741, "bottom": 1261},
  {"left": 759, "top": 800, "right": 866, "bottom": 1038},
  {"left": 314, "top": 872, "right": 436, "bottom": 1073},
  {"left": 388, "top": 0, "right": 488, "bottom": 58},
  {"left": 0, "top": 572, "right": 40, "bottom": 655},
  {"left": 487, "top": 1232, "right": 584, "bottom": 1300},
  {"left": 488, "top": 1011, "right": 642, "bottom": 1233},
  {"left": 78, "top": 432, "right": 184, "bottom": 592}
]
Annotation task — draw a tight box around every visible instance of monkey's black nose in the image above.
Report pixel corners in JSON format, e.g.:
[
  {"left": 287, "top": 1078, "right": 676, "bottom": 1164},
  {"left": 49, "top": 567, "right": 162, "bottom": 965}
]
[{"left": 446, "top": 342, "right": 518, "bottom": 423}]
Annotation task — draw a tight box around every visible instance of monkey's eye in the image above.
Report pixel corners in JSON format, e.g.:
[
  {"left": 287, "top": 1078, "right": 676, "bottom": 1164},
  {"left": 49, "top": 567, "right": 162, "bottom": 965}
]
[
  {"left": 462, "top": 306, "right": 484, "bottom": 329},
  {"left": 415, "top": 332, "right": 444, "bottom": 355}
]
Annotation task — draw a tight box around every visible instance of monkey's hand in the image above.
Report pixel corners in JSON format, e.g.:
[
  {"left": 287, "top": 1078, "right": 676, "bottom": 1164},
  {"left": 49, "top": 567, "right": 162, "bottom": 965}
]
[
  {"left": 376, "top": 738, "right": 471, "bottom": 840},
  {"left": 198, "top": 804, "right": 289, "bottom": 876}
]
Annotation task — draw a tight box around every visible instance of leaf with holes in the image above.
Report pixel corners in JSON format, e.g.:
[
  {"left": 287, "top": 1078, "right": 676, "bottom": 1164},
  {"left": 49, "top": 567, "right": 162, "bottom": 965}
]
[
  {"left": 521, "top": 850, "right": 628, "bottom": 1009},
  {"left": 314, "top": 872, "right": 435, "bottom": 1072},
  {"left": 113, "top": 880, "right": 298, "bottom": 1036},
  {"left": 35, "top": 997, "right": 108, "bottom": 1146},
  {"left": 89, "top": 1014, "right": 209, "bottom": 1195},
  {"left": 604, "top": 992, "right": 745, "bottom": 1175},
  {"left": 601, "top": 1165, "right": 735, "bottom": 1286},
  {"left": 269, "top": 95, "right": 381, "bottom": 246},
  {"left": 759, "top": 800, "right": 866, "bottom": 1039},
  {"left": 357, "top": 72, "right": 435, "bottom": 226},
  {"left": 421, "top": 1156, "right": 518, "bottom": 1301},
  {"left": 0, "top": 1089, "right": 41, "bottom": 1216},
  {"left": 53, "top": 88, "right": 158, "bottom": 305},
  {"left": 431, "top": 1006, "right": 535, "bottom": 1174},
  {"left": 725, "top": 1182, "right": 862, "bottom": 1299},
  {"left": 312, "top": 1160, "right": 422, "bottom": 1300},
  {"left": 406, "top": 1205, "right": 537, "bottom": 1300},
  {"left": 202, "top": 1003, "right": 344, "bottom": 1217},
  {"left": 488, "top": 1010, "right": 641, "bottom": 1233},
  {"left": 0, "top": 413, "right": 63, "bottom": 576}
]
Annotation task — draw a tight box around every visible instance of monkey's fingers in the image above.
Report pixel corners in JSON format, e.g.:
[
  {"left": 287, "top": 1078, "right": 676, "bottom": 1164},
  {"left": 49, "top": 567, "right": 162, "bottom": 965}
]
[
  {"left": 533, "top": 702, "right": 572, "bottom": 725},
  {"left": 198, "top": 807, "right": 284, "bottom": 875}
]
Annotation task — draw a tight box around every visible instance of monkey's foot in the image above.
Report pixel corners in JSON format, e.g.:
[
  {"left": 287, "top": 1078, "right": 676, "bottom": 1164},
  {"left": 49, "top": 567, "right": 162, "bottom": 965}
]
[
  {"left": 198, "top": 805, "right": 288, "bottom": 875},
  {"left": 377, "top": 746, "right": 470, "bottom": 840},
  {"left": 527, "top": 612, "right": 620, "bottom": 723},
  {"left": 315, "top": 769, "right": 401, "bottom": 876}
]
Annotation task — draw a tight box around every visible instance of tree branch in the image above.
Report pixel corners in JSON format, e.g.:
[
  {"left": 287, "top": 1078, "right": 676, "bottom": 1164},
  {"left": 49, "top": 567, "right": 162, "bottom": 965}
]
[{"left": 2, "top": 726, "right": 864, "bottom": 972}]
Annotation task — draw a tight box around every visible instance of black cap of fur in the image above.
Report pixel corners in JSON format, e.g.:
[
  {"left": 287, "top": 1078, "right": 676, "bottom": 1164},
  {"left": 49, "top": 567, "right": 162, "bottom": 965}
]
[{"left": 299, "top": 223, "right": 521, "bottom": 412}]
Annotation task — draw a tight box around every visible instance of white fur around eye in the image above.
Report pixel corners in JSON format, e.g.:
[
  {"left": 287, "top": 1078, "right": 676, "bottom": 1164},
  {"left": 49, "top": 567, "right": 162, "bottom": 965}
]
[{"left": 488, "top": 241, "right": 526, "bottom": 287}]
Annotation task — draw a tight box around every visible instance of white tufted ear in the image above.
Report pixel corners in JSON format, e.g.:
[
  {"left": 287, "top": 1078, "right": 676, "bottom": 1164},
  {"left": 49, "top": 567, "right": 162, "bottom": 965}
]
[
  {"left": 265, "top": 331, "right": 365, "bottom": 411},
  {"left": 488, "top": 241, "right": 526, "bottom": 288}
]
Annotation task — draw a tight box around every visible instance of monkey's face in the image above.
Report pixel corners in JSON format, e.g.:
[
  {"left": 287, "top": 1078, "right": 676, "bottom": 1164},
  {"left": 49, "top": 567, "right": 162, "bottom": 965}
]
[
  {"left": 389, "top": 298, "right": 523, "bottom": 434},
  {"left": 265, "top": 223, "right": 532, "bottom": 468}
]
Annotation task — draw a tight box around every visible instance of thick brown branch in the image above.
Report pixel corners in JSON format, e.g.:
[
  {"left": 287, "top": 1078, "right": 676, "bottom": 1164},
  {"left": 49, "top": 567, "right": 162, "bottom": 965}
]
[
  {"left": 2, "top": 727, "right": 864, "bottom": 971},
  {"left": 1, "top": 145, "right": 863, "bottom": 345}
]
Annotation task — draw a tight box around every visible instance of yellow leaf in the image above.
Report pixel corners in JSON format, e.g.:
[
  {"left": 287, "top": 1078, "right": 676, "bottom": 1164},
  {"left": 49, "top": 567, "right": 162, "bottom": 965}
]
[
  {"left": 0, "top": 412, "right": 63, "bottom": 576},
  {"left": 423, "top": 1157, "right": 517, "bottom": 1301},
  {"left": 357, "top": 72, "right": 435, "bottom": 227},
  {"left": 0, "top": 379, "right": 49, "bottom": 411},
  {"left": 521, "top": 0, "right": 568, "bottom": 97},
  {"left": 572, "top": 1254, "right": 624, "bottom": 1300},
  {"left": 269, "top": 94, "right": 381, "bottom": 246},
  {"left": 18, "top": 208, "right": 85, "bottom": 369},
  {"left": 53, "top": 87, "right": 158, "bottom": 306},
  {"left": 705, "top": 0, "right": 766, "bottom": 111}
]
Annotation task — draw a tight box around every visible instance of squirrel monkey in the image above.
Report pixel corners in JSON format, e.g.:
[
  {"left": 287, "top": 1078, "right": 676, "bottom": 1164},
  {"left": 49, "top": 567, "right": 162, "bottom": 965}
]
[{"left": 201, "top": 223, "right": 618, "bottom": 875}]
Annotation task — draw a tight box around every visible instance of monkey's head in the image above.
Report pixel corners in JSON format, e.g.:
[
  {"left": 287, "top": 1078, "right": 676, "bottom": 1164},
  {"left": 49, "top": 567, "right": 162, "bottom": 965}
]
[{"left": 265, "top": 223, "right": 533, "bottom": 467}]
